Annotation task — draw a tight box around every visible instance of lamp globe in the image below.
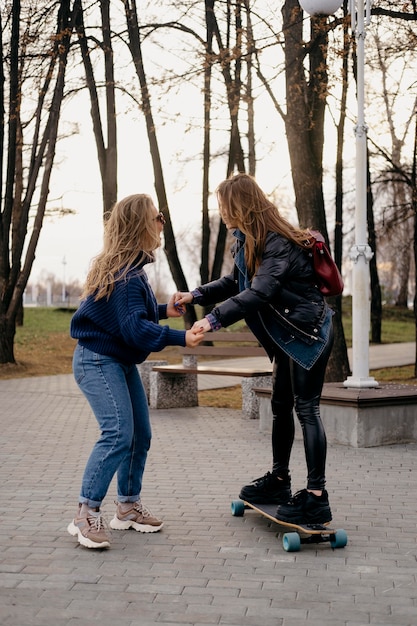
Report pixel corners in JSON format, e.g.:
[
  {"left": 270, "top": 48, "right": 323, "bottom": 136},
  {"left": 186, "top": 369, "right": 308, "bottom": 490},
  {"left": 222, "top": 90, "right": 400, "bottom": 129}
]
[{"left": 298, "top": 0, "right": 343, "bottom": 15}]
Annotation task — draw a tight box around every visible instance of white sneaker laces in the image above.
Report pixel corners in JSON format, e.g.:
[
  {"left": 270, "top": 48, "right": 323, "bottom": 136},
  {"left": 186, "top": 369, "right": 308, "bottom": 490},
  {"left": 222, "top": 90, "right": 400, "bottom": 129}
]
[
  {"left": 133, "top": 501, "right": 152, "bottom": 518},
  {"left": 87, "top": 510, "right": 107, "bottom": 531}
]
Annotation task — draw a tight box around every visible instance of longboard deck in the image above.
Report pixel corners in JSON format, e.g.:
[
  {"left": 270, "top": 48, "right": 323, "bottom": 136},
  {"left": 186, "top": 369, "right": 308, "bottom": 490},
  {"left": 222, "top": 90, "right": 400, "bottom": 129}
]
[
  {"left": 242, "top": 501, "right": 334, "bottom": 534},
  {"left": 231, "top": 499, "right": 348, "bottom": 552}
]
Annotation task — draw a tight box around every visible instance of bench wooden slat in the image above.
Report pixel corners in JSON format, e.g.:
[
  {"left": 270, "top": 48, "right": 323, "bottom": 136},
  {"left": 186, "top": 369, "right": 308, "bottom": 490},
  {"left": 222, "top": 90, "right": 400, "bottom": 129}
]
[
  {"left": 179, "top": 330, "right": 267, "bottom": 358},
  {"left": 181, "top": 346, "right": 266, "bottom": 357},
  {"left": 152, "top": 364, "right": 272, "bottom": 377},
  {"left": 194, "top": 332, "right": 258, "bottom": 341}
]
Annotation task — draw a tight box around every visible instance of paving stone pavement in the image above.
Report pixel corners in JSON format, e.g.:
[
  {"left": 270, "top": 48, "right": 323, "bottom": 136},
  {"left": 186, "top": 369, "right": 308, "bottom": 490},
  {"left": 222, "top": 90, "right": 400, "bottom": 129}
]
[{"left": 0, "top": 373, "right": 416, "bottom": 626}]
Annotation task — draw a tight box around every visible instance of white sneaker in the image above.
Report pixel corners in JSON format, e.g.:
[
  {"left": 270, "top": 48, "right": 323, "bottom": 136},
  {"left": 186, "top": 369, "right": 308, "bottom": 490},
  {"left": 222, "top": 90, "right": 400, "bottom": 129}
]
[
  {"left": 67, "top": 507, "right": 110, "bottom": 549},
  {"left": 110, "top": 501, "right": 163, "bottom": 533}
]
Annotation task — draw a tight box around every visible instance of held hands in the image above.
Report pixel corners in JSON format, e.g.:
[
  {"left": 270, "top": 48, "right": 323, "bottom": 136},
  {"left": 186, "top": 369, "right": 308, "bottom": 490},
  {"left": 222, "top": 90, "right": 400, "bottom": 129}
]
[
  {"left": 169, "top": 291, "right": 210, "bottom": 347},
  {"left": 167, "top": 293, "right": 188, "bottom": 317},
  {"left": 185, "top": 328, "right": 205, "bottom": 347},
  {"left": 171, "top": 291, "right": 193, "bottom": 316},
  {"left": 191, "top": 318, "right": 211, "bottom": 333}
]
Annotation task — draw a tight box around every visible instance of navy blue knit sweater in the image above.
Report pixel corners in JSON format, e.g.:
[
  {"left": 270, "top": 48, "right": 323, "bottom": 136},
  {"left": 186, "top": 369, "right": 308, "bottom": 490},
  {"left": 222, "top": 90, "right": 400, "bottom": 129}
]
[{"left": 70, "top": 266, "right": 186, "bottom": 365}]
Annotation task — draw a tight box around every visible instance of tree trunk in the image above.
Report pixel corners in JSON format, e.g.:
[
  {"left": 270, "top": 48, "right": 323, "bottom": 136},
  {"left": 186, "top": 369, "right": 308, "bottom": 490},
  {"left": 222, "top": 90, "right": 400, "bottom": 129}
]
[
  {"left": 282, "top": 0, "right": 349, "bottom": 382},
  {"left": 123, "top": 1, "right": 196, "bottom": 328},
  {"left": 201, "top": 0, "right": 215, "bottom": 290},
  {"left": 282, "top": 2, "right": 328, "bottom": 235},
  {"left": 0, "top": 314, "right": 15, "bottom": 363},
  {"left": 331, "top": 3, "right": 351, "bottom": 378},
  {"left": 210, "top": 0, "right": 246, "bottom": 284},
  {"left": 245, "top": 2, "right": 256, "bottom": 177},
  {"left": 1, "top": 0, "right": 19, "bottom": 293},
  {"left": 393, "top": 181, "right": 412, "bottom": 308},
  {"left": 334, "top": 4, "right": 349, "bottom": 272},
  {"left": 367, "top": 152, "right": 382, "bottom": 343},
  {"left": 76, "top": 0, "right": 117, "bottom": 214},
  {"left": 100, "top": 0, "right": 118, "bottom": 212}
]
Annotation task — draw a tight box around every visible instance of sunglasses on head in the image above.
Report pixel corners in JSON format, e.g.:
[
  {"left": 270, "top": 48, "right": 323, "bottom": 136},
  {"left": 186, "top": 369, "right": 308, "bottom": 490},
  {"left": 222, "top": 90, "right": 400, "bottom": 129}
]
[{"left": 154, "top": 212, "right": 166, "bottom": 225}]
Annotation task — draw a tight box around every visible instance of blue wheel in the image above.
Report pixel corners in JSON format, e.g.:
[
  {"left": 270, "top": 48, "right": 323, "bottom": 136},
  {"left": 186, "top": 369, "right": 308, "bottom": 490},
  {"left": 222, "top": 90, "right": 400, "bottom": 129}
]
[
  {"left": 231, "top": 500, "right": 245, "bottom": 517},
  {"left": 330, "top": 529, "right": 348, "bottom": 549},
  {"left": 282, "top": 532, "right": 301, "bottom": 552}
]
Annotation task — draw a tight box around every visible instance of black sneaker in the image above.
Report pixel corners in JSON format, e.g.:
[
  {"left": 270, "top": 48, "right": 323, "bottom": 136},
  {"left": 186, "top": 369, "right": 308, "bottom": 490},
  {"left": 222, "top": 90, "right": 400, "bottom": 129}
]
[
  {"left": 275, "top": 489, "right": 332, "bottom": 525},
  {"left": 239, "top": 472, "right": 291, "bottom": 504}
]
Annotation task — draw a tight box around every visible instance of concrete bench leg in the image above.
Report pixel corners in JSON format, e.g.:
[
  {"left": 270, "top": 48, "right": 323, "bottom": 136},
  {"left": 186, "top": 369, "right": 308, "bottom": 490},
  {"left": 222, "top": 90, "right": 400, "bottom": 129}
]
[
  {"left": 258, "top": 395, "right": 273, "bottom": 432},
  {"left": 241, "top": 375, "right": 273, "bottom": 419},
  {"left": 149, "top": 371, "right": 198, "bottom": 409},
  {"left": 138, "top": 360, "right": 168, "bottom": 403}
]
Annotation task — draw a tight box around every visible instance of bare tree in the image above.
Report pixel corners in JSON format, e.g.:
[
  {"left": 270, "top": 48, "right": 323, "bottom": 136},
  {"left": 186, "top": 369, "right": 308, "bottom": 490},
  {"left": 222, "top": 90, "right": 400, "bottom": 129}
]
[
  {"left": 208, "top": 0, "right": 246, "bottom": 286},
  {"left": 0, "top": 0, "right": 79, "bottom": 364},
  {"left": 122, "top": 0, "right": 197, "bottom": 327},
  {"left": 75, "top": 0, "right": 118, "bottom": 214},
  {"left": 369, "top": 26, "right": 416, "bottom": 308},
  {"left": 200, "top": 0, "right": 216, "bottom": 290},
  {"left": 281, "top": 0, "right": 349, "bottom": 381}
]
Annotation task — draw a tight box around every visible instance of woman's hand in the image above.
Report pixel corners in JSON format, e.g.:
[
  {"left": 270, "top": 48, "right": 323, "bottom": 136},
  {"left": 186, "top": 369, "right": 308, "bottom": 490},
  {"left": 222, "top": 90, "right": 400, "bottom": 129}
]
[
  {"left": 191, "top": 318, "right": 211, "bottom": 333},
  {"left": 167, "top": 293, "right": 187, "bottom": 317},
  {"left": 173, "top": 291, "right": 193, "bottom": 311},
  {"left": 185, "top": 329, "right": 205, "bottom": 347}
]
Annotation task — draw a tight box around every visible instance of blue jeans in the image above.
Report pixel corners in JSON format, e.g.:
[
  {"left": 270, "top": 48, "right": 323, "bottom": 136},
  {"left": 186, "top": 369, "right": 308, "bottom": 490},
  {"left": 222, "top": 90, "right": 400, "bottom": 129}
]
[{"left": 73, "top": 344, "right": 151, "bottom": 508}]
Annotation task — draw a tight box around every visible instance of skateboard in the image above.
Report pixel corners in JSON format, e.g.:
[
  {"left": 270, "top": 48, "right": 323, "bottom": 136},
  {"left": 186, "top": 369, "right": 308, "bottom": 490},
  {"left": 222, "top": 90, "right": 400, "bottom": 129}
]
[{"left": 231, "top": 500, "right": 348, "bottom": 552}]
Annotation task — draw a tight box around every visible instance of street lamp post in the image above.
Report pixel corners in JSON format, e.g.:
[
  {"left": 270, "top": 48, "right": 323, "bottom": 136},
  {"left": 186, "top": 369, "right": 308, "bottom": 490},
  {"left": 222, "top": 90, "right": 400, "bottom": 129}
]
[
  {"left": 344, "top": 0, "right": 378, "bottom": 388},
  {"left": 298, "top": 0, "right": 378, "bottom": 388}
]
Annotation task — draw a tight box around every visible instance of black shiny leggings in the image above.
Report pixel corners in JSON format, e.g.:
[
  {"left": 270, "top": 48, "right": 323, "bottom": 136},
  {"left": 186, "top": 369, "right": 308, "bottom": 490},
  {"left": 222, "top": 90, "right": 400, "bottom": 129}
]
[{"left": 270, "top": 325, "right": 334, "bottom": 491}]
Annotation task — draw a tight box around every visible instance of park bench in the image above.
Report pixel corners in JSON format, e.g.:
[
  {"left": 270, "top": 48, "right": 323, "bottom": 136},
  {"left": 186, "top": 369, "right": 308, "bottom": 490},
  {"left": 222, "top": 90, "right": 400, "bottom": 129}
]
[
  {"left": 147, "top": 331, "right": 273, "bottom": 418},
  {"left": 253, "top": 383, "right": 417, "bottom": 447}
]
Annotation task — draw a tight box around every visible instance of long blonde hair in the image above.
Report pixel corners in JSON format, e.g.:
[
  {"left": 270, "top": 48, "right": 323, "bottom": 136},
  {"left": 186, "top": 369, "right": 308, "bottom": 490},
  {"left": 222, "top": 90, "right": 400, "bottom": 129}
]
[
  {"left": 81, "top": 194, "right": 161, "bottom": 300},
  {"left": 216, "top": 173, "right": 311, "bottom": 278}
]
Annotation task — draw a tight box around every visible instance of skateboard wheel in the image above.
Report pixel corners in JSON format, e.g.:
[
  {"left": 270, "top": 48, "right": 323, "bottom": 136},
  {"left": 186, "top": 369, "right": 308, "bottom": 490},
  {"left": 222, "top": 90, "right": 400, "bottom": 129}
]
[
  {"left": 282, "top": 532, "right": 301, "bottom": 552},
  {"left": 330, "top": 529, "right": 348, "bottom": 549},
  {"left": 231, "top": 500, "right": 245, "bottom": 517}
]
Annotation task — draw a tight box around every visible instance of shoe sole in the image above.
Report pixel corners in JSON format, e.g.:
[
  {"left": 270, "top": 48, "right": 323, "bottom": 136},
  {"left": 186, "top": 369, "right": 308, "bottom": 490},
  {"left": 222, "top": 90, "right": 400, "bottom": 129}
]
[
  {"left": 275, "top": 514, "right": 332, "bottom": 525},
  {"left": 239, "top": 497, "right": 291, "bottom": 505},
  {"left": 109, "top": 515, "right": 163, "bottom": 533},
  {"left": 67, "top": 521, "right": 110, "bottom": 549},
  {"left": 238, "top": 492, "right": 291, "bottom": 505}
]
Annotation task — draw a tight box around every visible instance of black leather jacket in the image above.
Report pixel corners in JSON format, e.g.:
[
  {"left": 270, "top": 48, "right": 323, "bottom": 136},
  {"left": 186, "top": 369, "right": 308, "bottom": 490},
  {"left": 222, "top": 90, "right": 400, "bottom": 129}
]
[{"left": 195, "top": 231, "right": 327, "bottom": 360}]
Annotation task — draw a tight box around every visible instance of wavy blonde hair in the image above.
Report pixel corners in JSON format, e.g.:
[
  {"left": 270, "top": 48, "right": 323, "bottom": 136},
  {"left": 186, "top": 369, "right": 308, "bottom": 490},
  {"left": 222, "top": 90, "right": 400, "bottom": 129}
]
[
  {"left": 81, "top": 194, "right": 162, "bottom": 301},
  {"left": 216, "top": 173, "right": 311, "bottom": 278}
]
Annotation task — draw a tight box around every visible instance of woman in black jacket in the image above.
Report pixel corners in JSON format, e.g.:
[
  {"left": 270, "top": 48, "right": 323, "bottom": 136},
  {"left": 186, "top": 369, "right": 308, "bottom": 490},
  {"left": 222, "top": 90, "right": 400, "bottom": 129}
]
[{"left": 174, "top": 173, "right": 335, "bottom": 525}]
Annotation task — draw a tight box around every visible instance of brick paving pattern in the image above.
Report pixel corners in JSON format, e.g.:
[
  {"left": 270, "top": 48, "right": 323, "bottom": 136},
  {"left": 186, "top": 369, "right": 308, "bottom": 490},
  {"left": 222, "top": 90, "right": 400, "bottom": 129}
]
[{"left": 0, "top": 373, "right": 416, "bottom": 626}]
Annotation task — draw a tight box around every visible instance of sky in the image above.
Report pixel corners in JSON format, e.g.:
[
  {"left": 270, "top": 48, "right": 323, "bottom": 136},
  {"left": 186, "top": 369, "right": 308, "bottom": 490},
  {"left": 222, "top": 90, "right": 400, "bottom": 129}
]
[{"left": 28, "top": 86, "right": 295, "bottom": 292}]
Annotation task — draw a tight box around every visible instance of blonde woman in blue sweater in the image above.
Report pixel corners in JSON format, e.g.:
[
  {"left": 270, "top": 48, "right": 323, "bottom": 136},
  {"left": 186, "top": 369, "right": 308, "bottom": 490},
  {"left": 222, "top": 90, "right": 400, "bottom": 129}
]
[{"left": 68, "top": 194, "right": 204, "bottom": 549}]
